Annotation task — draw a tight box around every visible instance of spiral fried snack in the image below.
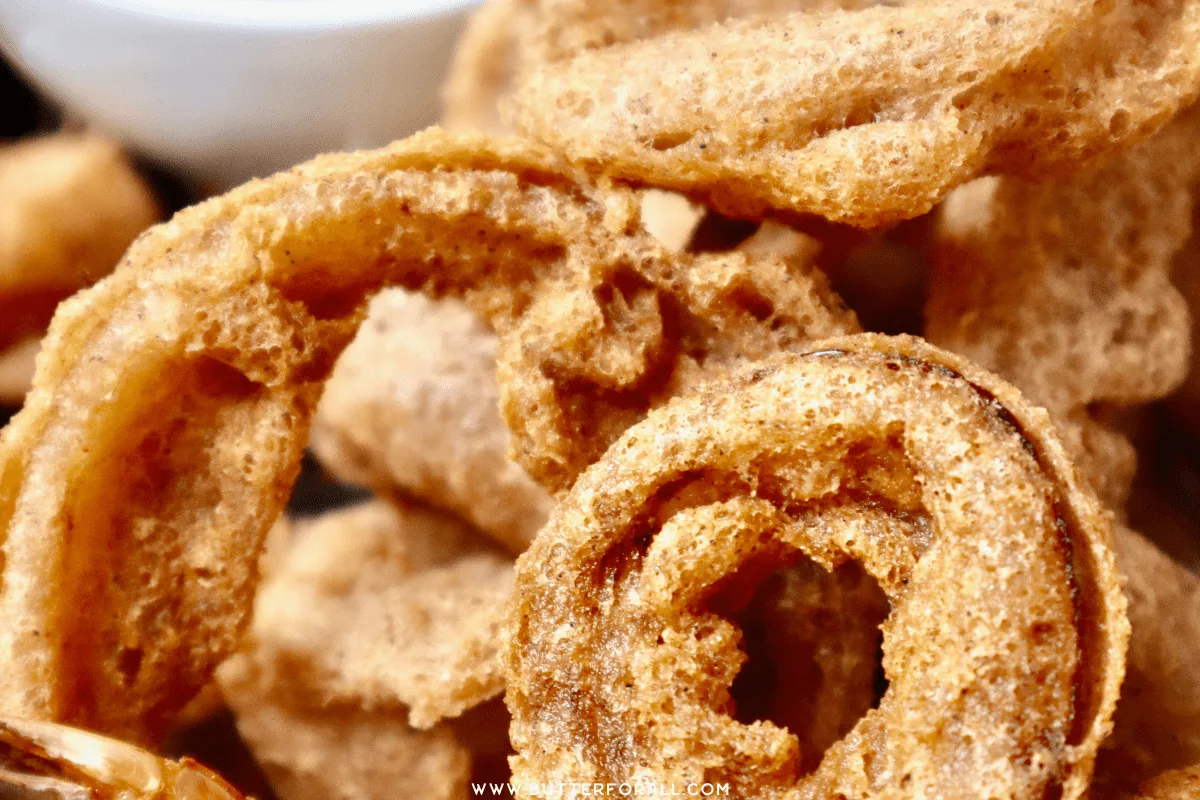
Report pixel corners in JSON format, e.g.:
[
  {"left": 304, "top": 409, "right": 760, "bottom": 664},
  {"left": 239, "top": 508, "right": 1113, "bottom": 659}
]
[
  {"left": 1135, "top": 765, "right": 1200, "bottom": 800},
  {"left": 0, "top": 134, "right": 158, "bottom": 354},
  {"left": 312, "top": 292, "right": 553, "bottom": 553},
  {"left": 0, "top": 128, "right": 853, "bottom": 742},
  {"left": 507, "top": 334, "right": 1127, "bottom": 800},
  {"left": 926, "top": 108, "right": 1200, "bottom": 508},
  {"left": 218, "top": 501, "right": 512, "bottom": 800},
  {"left": 509, "top": 0, "right": 1200, "bottom": 225}
]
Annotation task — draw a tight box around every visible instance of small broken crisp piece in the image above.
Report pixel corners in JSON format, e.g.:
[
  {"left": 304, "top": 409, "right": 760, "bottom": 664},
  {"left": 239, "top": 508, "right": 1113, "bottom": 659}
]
[
  {"left": 509, "top": 0, "right": 1200, "bottom": 225},
  {"left": 926, "top": 107, "right": 1200, "bottom": 508},
  {"left": 312, "top": 291, "right": 553, "bottom": 553}
]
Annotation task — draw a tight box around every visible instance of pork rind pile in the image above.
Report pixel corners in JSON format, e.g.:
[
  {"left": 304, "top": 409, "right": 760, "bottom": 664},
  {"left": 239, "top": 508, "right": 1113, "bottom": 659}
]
[{"left": 1, "top": 1, "right": 1200, "bottom": 799}]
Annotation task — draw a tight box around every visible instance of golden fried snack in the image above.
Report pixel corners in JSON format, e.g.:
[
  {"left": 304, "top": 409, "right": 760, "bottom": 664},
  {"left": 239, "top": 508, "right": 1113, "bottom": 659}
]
[
  {"left": 1135, "top": 765, "right": 1200, "bottom": 800},
  {"left": 223, "top": 500, "right": 511, "bottom": 729},
  {"left": 507, "top": 334, "right": 1127, "bottom": 800},
  {"left": 218, "top": 656, "right": 471, "bottom": 800},
  {"left": 0, "top": 134, "right": 158, "bottom": 352},
  {"left": 0, "top": 716, "right": 241, "bottom": 799},
  {"left": 312, "top": 291, "right": 553, "bottom": 553},
  {"left": 1170, "top": 228, "right": 1200, "bottom": 437},
  {"left": 0, "top": 129, "right": 853, "bottom": 742},
  {"left": 441, "top": 0, "right": 534, "bottom": 133},
  {"left": 1092, "top": 528, "right": 1200, "bottom": 796},
  {"left": 926, "top": 108, "right": 1200, "bottom": 508},
  {"left": 0, "top": 336, "right": 38, "bottom": 406},
  {"left": 218, "top": 500, "right": 509, "bottom": 800},
  {"left": 508, "top": 0, "right": 1200, "bottom": 225}
]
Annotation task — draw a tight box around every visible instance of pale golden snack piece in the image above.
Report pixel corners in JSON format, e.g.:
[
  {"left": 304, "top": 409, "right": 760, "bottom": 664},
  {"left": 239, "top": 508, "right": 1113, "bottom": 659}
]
[
  {"left": 441, "top": 0, "right": 534, "bottom": 133},
  {"left": 509, "top": 0, "right": 1200, "bottom": 225},
  {"left": 0, "top": 129, "right": 853, "bottom": 742},
  {"left": 218, "top": 655, "right": 471, "bottom": 800},
  {"left": 1092, "top": 528, "right": 1200, "bottom": 796},
  {"left": 507, "top": 334, "right": 1127, "bottom": 800},
  {"left": 0, "top": 716, "right": 242, "bottom": 799},
  {"left": 312, "top": 291, "right": 552, "bottom": 553},
  {"left": 926, "top": 109, "right": 1200, "bottom": 508},
  {"left": 0, "top": 337, "right": 38, "bottom": 406},
  {"left": 226, "top": 500, "right": 511, "bottom": 729},
  {"left": 0, "top": 134, "right": 158, "bottom": 351},
  {"left": 1134, "top": 765, "right": 1200, "bottom": 800}
]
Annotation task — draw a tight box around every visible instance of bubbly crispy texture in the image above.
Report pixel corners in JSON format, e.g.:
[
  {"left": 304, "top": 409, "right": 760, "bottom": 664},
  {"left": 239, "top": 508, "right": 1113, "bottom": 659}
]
[
  {"left": 926, "top": 108, "right": 1200, "bottom": 508},
  {"left": 0, "top": 134, "right": 158, "bottom": 352},
  {"left": 509, "top": 0, "right": 1200, "bottom": 225},
  {"left": 224, "top": 500, "right": 511, "bottom": 729},
  {"left": 1093, "top": 528, "right": 1200, "bottom": 796},
  {"left": 0, "top": 129, "right": 853, "bottom": 742},
  {"left": 312, "top": 291, "right": 553, "bottom": 552},
  {"left": 507, "top": 334, "right": 1127, "bottom": 800},
  {"left": 0, "top": 337, "right": 38, "bottom": 406},
  {"left": 218, "top": 654, "right": 472, "bottom": 800},
  {"left": 1134, "top": 765, "right": 1200, "bottom": 800}
]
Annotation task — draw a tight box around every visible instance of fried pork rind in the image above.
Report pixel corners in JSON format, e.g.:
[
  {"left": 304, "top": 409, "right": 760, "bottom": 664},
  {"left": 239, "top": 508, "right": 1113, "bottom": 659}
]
[
  {"left": 0, "top": 134, "right": 158, "bottom": 353},
  {"left": 0, "top": 128, "right": 853, "bottom": 742},
  {"left": 1094, "top": 529, "right": 1200, "bottom": 796},
  {"left": 1134, "top": 765, "right": 1200, "bottom": 800},
  {"left": 926, "top": 108, "right": 1200, "bottom": 508},
  {"left": 217, "top": 501, "right": 510, "bottom": 800},
  {"left": 507, "top": 334, "right": 1127, "bottom": 800},
  {"left": 441, "top": 0, "right": 534, "bottom": 133},
  {"left": 0, "top": 337, "right": 39, "bottom": 407},
  {"left": 312, "top": 291, "right": 553, "bottom": 552},
  {"left": 1171, "top": 228, "right": 1200, "bottom": 437},
  {"left": 509, "top": 0, "right": 1200, "bottom": 225}
]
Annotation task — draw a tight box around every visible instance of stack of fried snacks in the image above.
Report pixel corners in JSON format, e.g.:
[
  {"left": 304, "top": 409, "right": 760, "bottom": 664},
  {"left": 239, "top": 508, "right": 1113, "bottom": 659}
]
[
  {"left": 0, "top": 134, "right": 158, "bottom": 404},
  {"left": 1, "top": 0, "right": 1199, "bottom": 798}
]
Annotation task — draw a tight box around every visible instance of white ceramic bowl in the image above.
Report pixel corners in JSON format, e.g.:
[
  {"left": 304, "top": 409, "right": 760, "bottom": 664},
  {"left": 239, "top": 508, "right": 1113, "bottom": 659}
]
[{"left": 0, "top": 0, "right": 478, "bottom": 188}]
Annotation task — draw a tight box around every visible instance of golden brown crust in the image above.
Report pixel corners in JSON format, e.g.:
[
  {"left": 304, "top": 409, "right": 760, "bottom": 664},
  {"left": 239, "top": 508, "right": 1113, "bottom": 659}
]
[
  {"left": 508, "top": 0, "right": 1200, "bottom": 225},
  {"left": 926, "top": 108, "right": 1200, "bottom": 508},
  {"left": 0, "top": 337, "right": 39, "bottom": 407},
  {"left": 0, "top": 128, "right": 852, "bottom": 742},
  {"left": 311, "top": 291, "right": 553, "bottom": 553},
  {"left": 0, "top": 134, "right": 158, "bottom": 351},
  {"left": 441, "top": 0, "right": 535, "bottom": 133},
  {"left": 506, "top": 334, "right": 1127, "bottom": 800}
]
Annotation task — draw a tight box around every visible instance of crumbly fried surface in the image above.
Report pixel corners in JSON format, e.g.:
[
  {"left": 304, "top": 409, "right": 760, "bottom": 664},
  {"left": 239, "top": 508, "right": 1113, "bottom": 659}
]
[
  {"left": 218, "top": 654, "right": 472, "bottom": 800},
  {"left": 926, "top": 108, "right": 1200, "bottom": 508},
  {"left": 0, "top": 134, "right": 158, "bottom": 352},
  {"left": 0, "top": 128, "right": 853, "bottom": 742},
  {"left": 509, "top": 0, "right": 1200, "bottom": 225},
  {"left": 1134, "top": 765, "right": 1200, "bottom": 800},
  {"left": 222, "top": 500, "right": 511, "bottom": 730},
  {"left": 312, "top": 291, "right": 553, "bottom": 552},
  {"left": 1093, "top": 529, "right": 1200, "bottom": 796},
  {"left": 506, "top": 334, "right": 1127, "bottom": 800}
]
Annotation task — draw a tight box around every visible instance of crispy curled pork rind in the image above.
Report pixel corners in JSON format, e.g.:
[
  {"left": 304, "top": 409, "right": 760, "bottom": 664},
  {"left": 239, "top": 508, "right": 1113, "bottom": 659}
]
[
  {"left": 926, "top": 109, "right": 1200, "bottom": 508},
  {"left": 507, "top": 334, "right": 1127, "bottom": 800},
  {"left": 312, "top": 291, "right": 552, "bottom": 552},
  {"left": 234, "top": 500, "right": 513, "bottom": 729},
  {"left": 0, "top": 716, "right": 242, "bottom": 800},
  {"left": 1093, "top": 529, "right": 1200, "bottom": 795},
  {"left": 0, "top": 134, "right": 158, "bottom": 352},
  {"left": 0, "top": 337, "right": 38, "bottom": 407},
  {"left": 509, "top": 0, "right": 1200, "bottom": 225},
  {"left": 219, "top": 655, "right": 471, "bottom": 800},
  {"left": 1135, "top": 765, "right": 1200, "bottom": 800},
  {"left": 0, "top": 128, "right": 852, "bottom": 742}
]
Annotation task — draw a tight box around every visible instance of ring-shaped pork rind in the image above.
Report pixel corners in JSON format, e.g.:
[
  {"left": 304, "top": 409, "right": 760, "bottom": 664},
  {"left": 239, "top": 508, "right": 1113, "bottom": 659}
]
[
  {"left": 508, "top": 0, "right": 1200, "bottom": 225},
  {"left": 0, "top": 129, "right": 853, "bottom": 743},
  {"left": 506, "top": 333, "right": 1127, "bottom": 800}
]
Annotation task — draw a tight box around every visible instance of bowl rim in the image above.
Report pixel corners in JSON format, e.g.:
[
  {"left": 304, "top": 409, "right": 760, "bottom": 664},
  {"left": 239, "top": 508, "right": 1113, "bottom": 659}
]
[{"left": 77, "top": 0, "right": 478, "bottom": 28}]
